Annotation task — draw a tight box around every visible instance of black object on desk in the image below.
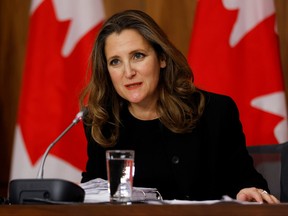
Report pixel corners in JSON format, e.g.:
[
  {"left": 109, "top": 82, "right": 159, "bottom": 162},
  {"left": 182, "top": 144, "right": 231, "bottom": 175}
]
[{"left": 8, "top": 178, "right": 85, "bottom": 204}]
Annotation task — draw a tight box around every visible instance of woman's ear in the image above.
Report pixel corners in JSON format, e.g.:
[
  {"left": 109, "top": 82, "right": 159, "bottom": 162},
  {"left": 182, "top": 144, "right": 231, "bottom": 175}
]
[
  {"left": 160, "top": 55, "right": 167, "bottom": 68},
  {"left": 160, "top": 60, "right": 166, "bottom": 68}
]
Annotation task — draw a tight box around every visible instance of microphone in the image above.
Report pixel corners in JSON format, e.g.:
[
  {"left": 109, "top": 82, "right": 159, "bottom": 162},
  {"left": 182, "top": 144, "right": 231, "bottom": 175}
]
[
  {"left": 37, "top": 108, "right": 88, "bottom": 179},
  {"left": 8, "top": 108, "right": 88, "bottom": 204}
]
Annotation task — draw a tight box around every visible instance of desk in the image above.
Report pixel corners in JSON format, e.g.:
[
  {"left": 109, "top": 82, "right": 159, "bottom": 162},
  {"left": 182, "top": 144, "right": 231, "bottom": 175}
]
[{"left": 1, "top": 203, "right": 288, "bottom": 216}]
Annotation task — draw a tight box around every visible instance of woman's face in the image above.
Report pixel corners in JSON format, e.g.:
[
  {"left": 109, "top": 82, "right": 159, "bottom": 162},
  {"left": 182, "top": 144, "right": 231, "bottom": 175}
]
[{"left": 104, "top": 29, "right": 166, "bottom": 107}]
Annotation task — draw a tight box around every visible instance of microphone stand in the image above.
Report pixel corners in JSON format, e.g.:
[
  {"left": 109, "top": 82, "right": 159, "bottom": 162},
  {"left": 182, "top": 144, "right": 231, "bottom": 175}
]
[
  {"left": 8, "top": 109, "right": 87, "bottom": 204},
  {"left": 37, "top": 110, "right": 86, "bottom": 179}
]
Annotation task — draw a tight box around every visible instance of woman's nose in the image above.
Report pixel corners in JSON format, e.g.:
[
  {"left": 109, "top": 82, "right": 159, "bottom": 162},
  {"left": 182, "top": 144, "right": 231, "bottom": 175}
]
[{"left": 124, "top": 62, "right": 136, "bottom": 78}]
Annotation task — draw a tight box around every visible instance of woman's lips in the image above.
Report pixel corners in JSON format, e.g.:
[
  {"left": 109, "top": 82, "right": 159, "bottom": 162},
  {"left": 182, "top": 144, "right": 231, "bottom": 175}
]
[{"left": 125, "top": 82, "right": 142, "bottom": 89}]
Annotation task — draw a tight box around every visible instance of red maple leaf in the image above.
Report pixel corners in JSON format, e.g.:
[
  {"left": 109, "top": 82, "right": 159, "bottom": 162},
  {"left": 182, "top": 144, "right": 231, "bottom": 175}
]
[{"left": 188, "top": 1, "right": 285, "bottom": 145}]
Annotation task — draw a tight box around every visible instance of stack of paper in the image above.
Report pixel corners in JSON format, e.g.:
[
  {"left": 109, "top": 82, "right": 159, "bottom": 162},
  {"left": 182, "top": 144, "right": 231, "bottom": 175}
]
[{"left": 79, "top": 178, "right": 162, "bottom": 203}]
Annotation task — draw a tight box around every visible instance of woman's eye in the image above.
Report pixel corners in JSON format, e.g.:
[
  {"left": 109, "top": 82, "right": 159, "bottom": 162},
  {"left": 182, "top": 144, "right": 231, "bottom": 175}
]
[
  {"left": 134, "top": 52, "right": 145, "bottom": 60},
  {"left": 109, "top": 59, "right": 120, "bottom": 66}
]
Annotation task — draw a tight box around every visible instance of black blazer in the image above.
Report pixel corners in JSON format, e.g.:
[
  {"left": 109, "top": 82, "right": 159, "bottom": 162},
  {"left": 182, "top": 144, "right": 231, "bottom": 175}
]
[{"left": 81, "top": 91, "right": 269, "bottom": 200}]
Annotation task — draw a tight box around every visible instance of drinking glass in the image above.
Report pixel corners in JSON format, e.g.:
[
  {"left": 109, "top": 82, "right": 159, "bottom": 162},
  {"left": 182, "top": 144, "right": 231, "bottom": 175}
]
[{"left": 106, "top": 150, "right": 134, "bottom": 203}]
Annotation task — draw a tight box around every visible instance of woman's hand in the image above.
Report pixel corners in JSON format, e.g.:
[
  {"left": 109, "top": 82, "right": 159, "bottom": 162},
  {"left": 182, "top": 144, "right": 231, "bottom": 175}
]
[{"left": 236, "top": 187, "right": 280, "bottom": 204}]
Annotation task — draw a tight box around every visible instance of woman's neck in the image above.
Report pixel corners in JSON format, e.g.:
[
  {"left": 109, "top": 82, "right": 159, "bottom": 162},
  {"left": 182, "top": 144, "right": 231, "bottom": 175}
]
[{"left": 128, "top": 103, "right": 159, "bottom": 120}]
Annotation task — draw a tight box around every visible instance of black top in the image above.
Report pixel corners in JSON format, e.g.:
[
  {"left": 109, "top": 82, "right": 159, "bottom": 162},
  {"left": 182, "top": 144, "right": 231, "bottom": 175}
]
[{"left": 81, "top": 91, "right": 269, "bottom": 200}]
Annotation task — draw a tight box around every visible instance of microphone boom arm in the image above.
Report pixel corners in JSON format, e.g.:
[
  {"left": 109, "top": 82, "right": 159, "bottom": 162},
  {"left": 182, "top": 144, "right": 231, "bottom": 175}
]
[{"left": 36, "top": 109, "right": 87, "bottom": 179}]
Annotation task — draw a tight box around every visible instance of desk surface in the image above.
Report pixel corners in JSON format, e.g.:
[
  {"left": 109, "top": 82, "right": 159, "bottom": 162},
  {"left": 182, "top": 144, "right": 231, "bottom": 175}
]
[{"left": 1, "top": 203, "right": 288, "bottom": 216}]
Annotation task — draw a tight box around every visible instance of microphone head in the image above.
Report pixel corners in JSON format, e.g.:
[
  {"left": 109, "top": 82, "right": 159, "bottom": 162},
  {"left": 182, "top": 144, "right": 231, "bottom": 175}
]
[{"left": 73, "top": 107, "right": 88, "bottom": 124}]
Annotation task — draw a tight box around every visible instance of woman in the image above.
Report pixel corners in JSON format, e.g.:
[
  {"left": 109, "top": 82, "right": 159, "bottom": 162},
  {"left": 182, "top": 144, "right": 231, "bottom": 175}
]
[{"left": 80, "top": 9, "right": 278, "bottom": 203}]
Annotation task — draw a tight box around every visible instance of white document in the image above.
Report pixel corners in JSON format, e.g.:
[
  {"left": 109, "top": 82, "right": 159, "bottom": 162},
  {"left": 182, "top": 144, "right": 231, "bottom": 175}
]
[{"left": 79, "top": 178, "right": 161, "bottom": 203}]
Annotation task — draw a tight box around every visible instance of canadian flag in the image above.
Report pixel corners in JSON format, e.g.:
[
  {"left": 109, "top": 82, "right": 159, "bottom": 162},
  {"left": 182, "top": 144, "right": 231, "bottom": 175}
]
[
  {"left": 188, "top": 0, "right": 288, "bottom": 146},
  {"left": 10, "top": 0, "right": 104, "bottom": 182}
]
